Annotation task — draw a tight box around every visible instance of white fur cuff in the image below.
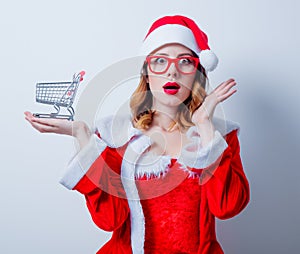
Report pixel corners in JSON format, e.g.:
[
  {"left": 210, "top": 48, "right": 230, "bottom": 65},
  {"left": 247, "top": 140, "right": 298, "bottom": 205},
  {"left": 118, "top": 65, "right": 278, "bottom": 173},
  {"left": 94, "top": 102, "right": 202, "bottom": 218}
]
[
  {"left": 59, "top": 134, "right": 107, "bottom": 190},
  {"left": 179, "top": 131, "right": 228, "bottom": 169}
]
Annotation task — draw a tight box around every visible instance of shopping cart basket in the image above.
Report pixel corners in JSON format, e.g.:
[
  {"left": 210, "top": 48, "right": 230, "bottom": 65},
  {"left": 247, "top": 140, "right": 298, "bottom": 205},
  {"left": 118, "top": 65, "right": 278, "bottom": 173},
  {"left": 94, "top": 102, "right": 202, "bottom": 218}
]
[{"left": 33, "top": 71, "right": 85, "bottom": 121}]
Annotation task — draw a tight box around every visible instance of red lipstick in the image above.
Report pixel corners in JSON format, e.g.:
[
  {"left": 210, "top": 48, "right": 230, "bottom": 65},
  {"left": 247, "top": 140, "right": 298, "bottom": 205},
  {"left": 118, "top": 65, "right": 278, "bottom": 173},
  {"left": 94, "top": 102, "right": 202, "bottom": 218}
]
[{"left": 163, "top": 82, "right": 180, "bottom": 95}]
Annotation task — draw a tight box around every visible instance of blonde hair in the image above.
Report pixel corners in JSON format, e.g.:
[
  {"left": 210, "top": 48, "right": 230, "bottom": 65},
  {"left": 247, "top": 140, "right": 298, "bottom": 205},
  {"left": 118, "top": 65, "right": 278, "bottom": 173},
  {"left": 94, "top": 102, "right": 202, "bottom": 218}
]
[{"left": 130, "top": 62, "right": 207, "bottom": 131}]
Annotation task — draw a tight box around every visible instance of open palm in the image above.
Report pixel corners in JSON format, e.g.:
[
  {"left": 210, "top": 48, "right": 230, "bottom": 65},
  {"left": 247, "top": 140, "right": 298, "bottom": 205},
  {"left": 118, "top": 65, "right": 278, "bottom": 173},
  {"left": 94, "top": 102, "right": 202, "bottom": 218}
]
[{"left": 192, "top": 78, "right": 237, "bottom": 124}]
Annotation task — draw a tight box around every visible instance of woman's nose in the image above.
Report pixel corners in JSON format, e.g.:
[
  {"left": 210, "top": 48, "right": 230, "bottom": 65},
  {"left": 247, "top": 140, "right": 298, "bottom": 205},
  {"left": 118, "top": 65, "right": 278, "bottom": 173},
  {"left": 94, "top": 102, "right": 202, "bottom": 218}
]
[{"left": 167, "top": 62, "right": 178, "bottom": 78}]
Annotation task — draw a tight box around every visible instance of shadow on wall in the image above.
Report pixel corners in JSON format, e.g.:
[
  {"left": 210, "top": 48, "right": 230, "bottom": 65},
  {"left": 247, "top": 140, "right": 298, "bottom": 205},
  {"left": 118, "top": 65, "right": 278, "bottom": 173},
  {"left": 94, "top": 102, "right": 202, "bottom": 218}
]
[{"left": 218, "top": 77, "right": 300, "bottom": 253}]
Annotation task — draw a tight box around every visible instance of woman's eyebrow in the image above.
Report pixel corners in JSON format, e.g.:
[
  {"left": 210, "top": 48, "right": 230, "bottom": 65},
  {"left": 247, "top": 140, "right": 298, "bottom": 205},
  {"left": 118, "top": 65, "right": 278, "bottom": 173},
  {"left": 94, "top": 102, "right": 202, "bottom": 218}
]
[
  {"left": 154, "top": 53, "right": 169, "bottom": 56},
  {"left": 177, "top": 53, "right": 194, "bottom": 57}
]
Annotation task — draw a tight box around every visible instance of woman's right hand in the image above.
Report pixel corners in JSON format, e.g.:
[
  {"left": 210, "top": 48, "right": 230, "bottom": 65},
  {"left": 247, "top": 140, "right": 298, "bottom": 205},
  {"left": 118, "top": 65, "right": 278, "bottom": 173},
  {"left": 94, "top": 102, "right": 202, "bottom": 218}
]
[{"left": 24, "top": 111, "right": 92, "bottom": 148}]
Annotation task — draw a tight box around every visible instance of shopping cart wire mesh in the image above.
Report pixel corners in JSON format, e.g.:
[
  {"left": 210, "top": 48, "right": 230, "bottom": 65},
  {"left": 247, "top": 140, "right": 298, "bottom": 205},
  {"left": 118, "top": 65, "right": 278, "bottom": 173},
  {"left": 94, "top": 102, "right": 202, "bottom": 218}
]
[{"left": 33, "top": 71, "right": 85, "bottom": 120}]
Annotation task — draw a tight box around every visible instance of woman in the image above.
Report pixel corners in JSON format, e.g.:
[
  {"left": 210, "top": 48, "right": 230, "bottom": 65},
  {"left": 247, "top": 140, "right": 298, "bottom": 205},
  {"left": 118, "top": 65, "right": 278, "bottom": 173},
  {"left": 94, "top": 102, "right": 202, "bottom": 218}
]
[{"left": 25, "top": 15, "right": 250, "bottom": 254}]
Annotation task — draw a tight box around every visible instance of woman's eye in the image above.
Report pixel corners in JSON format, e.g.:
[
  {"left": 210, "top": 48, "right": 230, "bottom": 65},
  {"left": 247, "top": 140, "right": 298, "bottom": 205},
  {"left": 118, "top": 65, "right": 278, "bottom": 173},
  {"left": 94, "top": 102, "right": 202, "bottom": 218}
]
[
  {"left": 154, "top": 58, "right": 166, "bottom": 64},
  {"left": 179, "top": 58, "right": 192, "bottom": 65}
]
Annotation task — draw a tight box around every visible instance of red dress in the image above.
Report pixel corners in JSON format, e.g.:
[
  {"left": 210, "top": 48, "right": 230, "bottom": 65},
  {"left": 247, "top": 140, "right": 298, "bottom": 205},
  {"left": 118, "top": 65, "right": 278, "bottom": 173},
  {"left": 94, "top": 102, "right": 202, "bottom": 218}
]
[{"left": 60, "top": 115, "right": 250, "bottom": 254}]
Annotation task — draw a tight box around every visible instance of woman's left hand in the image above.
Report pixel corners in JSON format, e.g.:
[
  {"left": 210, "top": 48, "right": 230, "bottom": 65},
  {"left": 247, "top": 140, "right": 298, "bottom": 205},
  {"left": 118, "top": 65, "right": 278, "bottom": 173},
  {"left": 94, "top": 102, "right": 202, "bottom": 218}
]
[{"left": 191, "top": 78, "right": 237, "bottom": 125}]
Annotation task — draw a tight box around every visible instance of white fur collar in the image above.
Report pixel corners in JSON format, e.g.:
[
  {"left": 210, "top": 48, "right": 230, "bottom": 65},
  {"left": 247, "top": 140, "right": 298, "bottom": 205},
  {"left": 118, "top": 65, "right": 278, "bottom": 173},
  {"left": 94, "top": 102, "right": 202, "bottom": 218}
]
[
  {"left": 94, "top": 114, "right": 240, "bottom": 149},
  {"left": 94, "top": 114, "right": 240, "bottom": 178},
  {"left": 94, "top": 114, "right": 143, "bottom": 148},
  {"left": 186, "top": 117, "right": 240, "bottom": 139}
]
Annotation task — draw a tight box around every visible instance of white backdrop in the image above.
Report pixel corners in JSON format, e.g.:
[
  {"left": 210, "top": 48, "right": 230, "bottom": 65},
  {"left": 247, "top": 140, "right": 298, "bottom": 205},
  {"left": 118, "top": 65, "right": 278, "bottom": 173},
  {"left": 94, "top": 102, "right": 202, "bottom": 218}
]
[{"left": 1, "top": 0, "right": 299, "bottom": 253}]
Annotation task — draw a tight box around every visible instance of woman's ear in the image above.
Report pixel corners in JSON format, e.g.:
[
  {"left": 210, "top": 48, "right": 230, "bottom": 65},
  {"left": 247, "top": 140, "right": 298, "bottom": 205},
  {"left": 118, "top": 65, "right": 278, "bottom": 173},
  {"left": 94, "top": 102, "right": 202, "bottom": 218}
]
[{"left": 141, "top": 64, "right": 149, "bottom": 83}]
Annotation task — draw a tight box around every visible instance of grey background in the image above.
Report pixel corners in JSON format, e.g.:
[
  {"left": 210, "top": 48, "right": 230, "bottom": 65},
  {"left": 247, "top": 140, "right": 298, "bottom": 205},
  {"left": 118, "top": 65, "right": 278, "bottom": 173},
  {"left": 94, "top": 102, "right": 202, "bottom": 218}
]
[{"left": 1, "top": 0, "right": 299, "bottom": 253}]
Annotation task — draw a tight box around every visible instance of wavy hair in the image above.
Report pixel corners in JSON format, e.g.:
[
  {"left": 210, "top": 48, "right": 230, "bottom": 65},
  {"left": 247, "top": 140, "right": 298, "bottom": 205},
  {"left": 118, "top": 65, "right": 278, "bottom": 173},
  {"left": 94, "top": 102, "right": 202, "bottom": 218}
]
[{"left": 130, "top": 59, "right": 208, "bottom": 131}]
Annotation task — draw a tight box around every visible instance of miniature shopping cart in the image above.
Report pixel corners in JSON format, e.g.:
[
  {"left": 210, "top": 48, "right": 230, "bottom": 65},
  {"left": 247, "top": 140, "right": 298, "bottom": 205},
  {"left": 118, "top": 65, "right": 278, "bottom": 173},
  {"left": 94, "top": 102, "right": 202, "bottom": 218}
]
[{"left": 33, "top": 71, "right": 85, "bottom": 121}]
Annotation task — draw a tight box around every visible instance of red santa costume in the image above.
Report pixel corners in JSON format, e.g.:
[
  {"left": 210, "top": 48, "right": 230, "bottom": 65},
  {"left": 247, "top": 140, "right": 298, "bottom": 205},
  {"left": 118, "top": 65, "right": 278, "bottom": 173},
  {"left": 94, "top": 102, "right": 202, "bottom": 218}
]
[{"left": 60, "top": 15, "right": 250, "bottom": 254}]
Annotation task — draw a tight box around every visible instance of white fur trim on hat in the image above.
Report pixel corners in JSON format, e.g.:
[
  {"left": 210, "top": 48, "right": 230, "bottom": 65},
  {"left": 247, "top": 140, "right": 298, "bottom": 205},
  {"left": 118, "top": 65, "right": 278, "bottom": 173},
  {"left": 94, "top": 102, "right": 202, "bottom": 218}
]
[{"left": 140, "top": 24, "right": 200, "bottom": 56}]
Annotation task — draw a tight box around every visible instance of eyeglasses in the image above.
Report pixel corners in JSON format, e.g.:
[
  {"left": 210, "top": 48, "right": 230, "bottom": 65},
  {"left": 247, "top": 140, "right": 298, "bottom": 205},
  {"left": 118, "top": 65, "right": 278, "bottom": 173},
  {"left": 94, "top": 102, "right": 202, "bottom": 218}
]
[{"left": 146, "top": 55, "right": 199, "bottom": 75}]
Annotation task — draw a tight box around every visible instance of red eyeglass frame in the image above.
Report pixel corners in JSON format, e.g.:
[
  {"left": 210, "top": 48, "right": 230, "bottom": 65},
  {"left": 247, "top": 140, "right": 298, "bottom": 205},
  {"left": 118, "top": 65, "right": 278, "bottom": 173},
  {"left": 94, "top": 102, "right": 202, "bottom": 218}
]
[{"left": 145, "top": 55, "right": 200, "bottom": 74}]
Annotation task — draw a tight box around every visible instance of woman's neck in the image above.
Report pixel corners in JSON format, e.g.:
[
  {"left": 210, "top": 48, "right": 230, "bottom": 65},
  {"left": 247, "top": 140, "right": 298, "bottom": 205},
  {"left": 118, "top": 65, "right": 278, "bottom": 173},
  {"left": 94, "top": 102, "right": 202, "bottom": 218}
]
[{"left": 151, "top": 104, "right": 179, "bottom": 132}]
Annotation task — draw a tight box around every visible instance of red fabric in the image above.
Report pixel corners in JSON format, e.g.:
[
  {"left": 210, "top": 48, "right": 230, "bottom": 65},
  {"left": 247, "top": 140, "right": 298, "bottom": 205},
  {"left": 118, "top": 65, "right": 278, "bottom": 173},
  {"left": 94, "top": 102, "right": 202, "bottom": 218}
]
[
  {"left": 73, "top": 129, "right": 249, "bottom": 253},
  {"left": 137, "top": 165, "right": 202, "bottom": 253}
]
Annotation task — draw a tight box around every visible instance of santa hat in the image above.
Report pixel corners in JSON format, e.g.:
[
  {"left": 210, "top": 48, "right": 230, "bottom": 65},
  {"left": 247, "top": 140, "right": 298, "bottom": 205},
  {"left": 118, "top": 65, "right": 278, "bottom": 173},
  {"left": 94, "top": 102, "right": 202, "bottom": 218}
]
[{"left": 141, "top": 15, "right": 218, "bottom": 72}]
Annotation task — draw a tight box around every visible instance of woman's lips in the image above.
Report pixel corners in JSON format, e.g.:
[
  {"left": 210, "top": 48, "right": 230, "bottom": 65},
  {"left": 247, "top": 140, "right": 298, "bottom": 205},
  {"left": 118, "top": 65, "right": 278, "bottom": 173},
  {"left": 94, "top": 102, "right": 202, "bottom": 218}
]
[{"left": 163, "top": 82, "right": 180, "bottom": 95}]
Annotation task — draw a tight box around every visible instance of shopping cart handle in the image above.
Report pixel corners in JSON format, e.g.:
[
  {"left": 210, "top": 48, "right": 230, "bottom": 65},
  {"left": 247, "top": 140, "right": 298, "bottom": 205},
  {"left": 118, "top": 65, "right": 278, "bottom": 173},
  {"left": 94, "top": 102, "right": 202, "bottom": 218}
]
[{"left": 79, "top": 70, "right": 86, "bottom": 82}]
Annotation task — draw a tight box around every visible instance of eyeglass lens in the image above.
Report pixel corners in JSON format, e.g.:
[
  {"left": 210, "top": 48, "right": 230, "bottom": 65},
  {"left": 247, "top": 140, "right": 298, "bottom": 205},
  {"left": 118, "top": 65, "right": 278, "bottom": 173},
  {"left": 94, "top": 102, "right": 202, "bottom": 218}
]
[{"left": 148, "top": 57, "right": 197, "bottom": 74}]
